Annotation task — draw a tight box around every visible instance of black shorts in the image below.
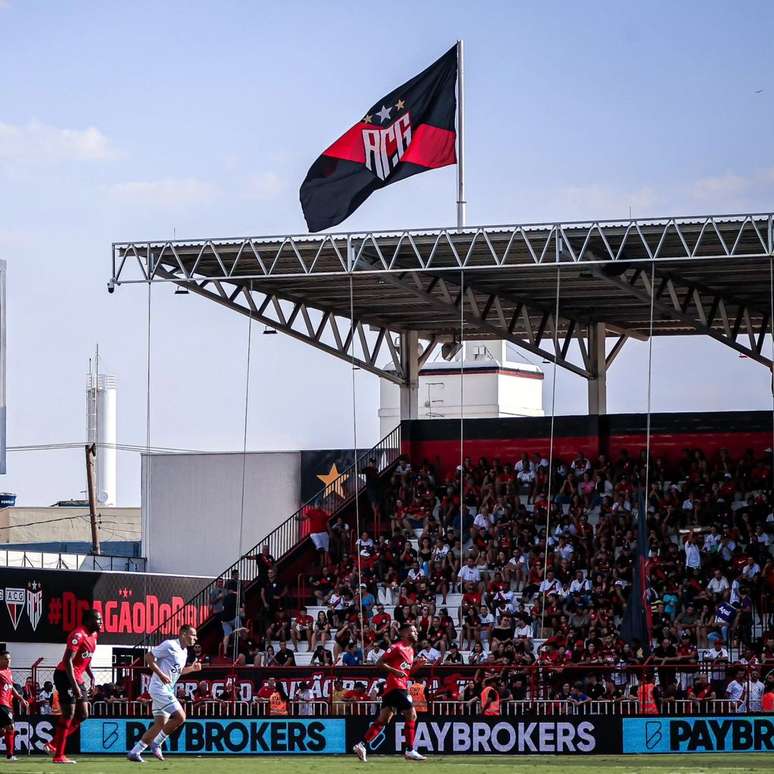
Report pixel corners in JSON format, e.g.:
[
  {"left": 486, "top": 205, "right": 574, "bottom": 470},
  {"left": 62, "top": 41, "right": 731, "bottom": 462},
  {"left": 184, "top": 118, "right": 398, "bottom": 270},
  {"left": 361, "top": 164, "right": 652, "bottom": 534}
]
[
  {"left": 382, "top": 689, "right": 413, "bottom": 712},
  {"left": 54, "top": 669, "right": 85, "bottom": 709},
  {"left": 0, "top": 706, "right": 13, "bottom": 728}
]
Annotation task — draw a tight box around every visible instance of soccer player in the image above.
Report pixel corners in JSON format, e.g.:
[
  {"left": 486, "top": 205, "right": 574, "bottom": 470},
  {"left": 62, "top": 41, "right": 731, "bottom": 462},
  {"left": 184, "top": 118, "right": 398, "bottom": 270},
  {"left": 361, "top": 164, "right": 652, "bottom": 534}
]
[
  {"left": 0, "top": 651, "right": 29, "bottom": 761},
  {"left": 128, "top": 624, "right": 201, "bottom": 763},
  {"left": 352, "top": 623, "right": 426, "bottom": 762},
  {"left": 50, "top": 608, "right": 102, "bottom": 764}
]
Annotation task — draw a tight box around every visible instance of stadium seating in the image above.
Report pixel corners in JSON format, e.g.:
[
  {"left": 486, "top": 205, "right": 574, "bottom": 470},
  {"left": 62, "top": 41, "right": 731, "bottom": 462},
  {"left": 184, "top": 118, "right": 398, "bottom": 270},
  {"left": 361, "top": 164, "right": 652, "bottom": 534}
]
[{"left": 144, "top": 433, "right": 773, "bottom": 711}]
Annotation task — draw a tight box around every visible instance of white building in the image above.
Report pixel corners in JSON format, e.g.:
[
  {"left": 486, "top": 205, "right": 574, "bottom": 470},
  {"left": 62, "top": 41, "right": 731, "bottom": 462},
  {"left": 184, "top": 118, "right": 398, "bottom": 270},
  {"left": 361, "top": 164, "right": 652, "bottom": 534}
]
[{"left": 378, "top": 340, "right": 544, "bottom": 438}]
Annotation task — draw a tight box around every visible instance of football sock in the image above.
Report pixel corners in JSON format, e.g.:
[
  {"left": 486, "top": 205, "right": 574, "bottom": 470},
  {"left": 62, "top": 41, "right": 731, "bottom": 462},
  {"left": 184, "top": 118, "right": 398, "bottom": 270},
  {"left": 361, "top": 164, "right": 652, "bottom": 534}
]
[
  {"left": 130, "top": 741, "right": 148, "bottom": 755},
  {"left": 53, "top": 718, "right": 71, "bottom": 758},
  {"left": 363, "top": 722, "right": 383, "bottom": 743},
  {"left": 153, "top": 730, "right": 169, "bottom": 746},
  {"left": 405, "top": 719, "right": 416, "bottom": 750},
  {"left": 65, "top": 718, "right": 81, "bottom": 737},
  {"left": 4, "top": 727, "right": 14, "bottom": 758}
]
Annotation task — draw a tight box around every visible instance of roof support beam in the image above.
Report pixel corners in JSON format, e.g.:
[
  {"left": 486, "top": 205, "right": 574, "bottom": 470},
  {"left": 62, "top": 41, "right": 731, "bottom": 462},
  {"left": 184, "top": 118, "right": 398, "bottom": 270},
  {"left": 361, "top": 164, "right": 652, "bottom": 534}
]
[
  {"left": 595, "top": 265, "right": 773, "bottom": 367},
  {"left": 160, "top": 269, "right": 409, "bottom": 385},
  {"left": 382, "top": 269, "right": 592, "bottom": 378}
]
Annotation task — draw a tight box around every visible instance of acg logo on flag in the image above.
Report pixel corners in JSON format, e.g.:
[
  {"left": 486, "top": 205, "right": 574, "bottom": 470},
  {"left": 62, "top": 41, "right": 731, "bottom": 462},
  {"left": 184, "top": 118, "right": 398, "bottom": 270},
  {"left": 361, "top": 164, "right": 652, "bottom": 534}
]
[{"left": 362, "top": 111, "right": 412, "bottom": 181}]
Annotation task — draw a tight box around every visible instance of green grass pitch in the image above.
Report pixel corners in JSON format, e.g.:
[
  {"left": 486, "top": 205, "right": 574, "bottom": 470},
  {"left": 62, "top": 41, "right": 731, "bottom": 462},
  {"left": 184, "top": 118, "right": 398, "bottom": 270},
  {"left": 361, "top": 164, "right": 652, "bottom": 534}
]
[{"left": 2, "top": 755, "right": 772, "bottom": 773}]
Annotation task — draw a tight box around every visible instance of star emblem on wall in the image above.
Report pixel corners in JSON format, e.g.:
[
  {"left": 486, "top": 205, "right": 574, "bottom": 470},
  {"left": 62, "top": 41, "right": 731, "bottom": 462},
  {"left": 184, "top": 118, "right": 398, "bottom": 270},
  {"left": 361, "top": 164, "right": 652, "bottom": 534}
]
[{"left": 316, "top": 463, "right": 348, "bottom": 499}]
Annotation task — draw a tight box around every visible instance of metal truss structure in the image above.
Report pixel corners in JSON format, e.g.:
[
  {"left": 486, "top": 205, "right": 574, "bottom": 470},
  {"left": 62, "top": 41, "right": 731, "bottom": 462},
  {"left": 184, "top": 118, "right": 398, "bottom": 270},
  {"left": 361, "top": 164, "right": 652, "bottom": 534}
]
[{"left": 111, "top": 213, "right": 774, "bottom": 413}]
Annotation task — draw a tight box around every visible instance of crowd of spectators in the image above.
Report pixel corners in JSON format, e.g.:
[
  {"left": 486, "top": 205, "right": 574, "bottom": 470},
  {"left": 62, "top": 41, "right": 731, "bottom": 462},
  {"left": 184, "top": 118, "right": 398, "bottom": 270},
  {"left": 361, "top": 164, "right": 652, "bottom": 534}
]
[{"left": 212, "top": 445, "right": 774, "bottom": 707}]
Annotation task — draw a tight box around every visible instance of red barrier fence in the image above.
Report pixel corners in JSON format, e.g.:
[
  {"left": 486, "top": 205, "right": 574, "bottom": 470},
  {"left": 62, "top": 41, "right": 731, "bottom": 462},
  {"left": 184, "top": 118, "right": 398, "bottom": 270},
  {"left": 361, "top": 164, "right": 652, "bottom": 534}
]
[{"left": 21, "top": 659, "right": 772, "bottom": 718}]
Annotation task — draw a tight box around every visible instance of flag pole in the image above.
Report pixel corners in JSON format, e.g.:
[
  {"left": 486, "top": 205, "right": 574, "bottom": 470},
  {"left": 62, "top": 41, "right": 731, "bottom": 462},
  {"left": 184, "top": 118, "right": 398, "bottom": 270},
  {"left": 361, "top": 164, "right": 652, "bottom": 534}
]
[{"left": 456, "top": 39, "right": 466, "bottom": 228}]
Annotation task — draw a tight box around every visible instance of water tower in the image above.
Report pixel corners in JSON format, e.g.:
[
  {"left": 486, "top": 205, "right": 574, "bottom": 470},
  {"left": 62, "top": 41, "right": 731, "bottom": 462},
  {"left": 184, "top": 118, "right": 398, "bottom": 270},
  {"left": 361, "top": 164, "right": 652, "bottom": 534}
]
[{"left": 86, "top": 363, "right": 117, "bottom": 506}]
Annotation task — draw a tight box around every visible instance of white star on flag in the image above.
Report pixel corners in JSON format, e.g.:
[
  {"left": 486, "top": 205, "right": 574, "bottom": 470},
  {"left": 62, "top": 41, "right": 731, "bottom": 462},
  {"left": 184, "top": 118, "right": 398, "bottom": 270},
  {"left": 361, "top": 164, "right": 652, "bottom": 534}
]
[{"left": 376, "top": 104, "right": 392, "bottom": 123}]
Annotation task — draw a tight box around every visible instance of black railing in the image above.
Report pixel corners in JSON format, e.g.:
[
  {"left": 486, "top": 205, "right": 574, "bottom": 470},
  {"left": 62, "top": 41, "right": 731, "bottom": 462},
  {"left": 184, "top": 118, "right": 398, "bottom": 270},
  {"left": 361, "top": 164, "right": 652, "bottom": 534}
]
[{"left": 136, "top": 424, "right": 402, "bottom": 649}]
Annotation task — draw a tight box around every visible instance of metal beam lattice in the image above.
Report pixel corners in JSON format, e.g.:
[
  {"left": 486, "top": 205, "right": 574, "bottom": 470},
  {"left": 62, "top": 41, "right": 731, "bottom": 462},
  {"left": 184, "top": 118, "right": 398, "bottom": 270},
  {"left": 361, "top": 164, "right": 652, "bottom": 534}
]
[
  {"left": 110, "top": 212, "right": 774, "bottom": 384},
  {"left": 596, "top": 264, "right": 773, "bottom": 367},
  {"left": 157, "top": 269, "right": 414, "bottom": 384},
  {"left": 112, "top": 213, "right": 774, "bottom": 283}
]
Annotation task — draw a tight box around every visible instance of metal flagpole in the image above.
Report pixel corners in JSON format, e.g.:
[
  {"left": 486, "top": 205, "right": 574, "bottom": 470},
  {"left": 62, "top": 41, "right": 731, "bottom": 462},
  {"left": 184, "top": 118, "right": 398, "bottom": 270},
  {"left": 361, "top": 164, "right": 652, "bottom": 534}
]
[{"left": 456, "top": 39, "right": 466, "bottom": 228}]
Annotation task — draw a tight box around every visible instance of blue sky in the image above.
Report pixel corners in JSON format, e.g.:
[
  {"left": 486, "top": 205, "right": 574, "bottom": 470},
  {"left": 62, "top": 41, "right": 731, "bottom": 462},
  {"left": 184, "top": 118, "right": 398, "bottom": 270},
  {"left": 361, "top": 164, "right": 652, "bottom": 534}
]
[{"left": 1, "top": 0, "right": 773, "bottom": 505}]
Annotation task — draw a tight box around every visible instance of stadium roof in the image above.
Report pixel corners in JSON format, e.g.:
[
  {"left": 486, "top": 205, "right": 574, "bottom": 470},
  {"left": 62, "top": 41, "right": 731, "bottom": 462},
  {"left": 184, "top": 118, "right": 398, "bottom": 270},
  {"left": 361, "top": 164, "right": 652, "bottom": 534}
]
[{"left": 111, "top": 212, "right": 774, "bottom": 391}]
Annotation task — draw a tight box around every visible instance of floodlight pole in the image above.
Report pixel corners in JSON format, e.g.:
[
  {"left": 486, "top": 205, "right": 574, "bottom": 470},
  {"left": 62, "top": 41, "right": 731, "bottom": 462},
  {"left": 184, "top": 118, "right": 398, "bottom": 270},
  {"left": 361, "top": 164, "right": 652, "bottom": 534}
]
[{"left": 456, "top": 39, "right": 466, "bottom": 229}]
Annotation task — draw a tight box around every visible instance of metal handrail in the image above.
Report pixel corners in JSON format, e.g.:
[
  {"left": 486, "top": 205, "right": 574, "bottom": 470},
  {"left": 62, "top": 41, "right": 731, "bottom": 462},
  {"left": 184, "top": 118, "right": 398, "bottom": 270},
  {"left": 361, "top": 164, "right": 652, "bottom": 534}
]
[{"left": 136, "top": 424, "right": 402, "bottom": 648}]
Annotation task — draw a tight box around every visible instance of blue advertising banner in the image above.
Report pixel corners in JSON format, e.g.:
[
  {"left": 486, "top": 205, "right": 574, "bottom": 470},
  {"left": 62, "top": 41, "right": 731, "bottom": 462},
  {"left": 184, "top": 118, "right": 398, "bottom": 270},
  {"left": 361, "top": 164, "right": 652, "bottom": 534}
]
[
  {"left": 80, "top": 718, "right": 346, "bottom": 755},
  {"left": 623, "top": 716, "right": 774, "bottom": 754}
]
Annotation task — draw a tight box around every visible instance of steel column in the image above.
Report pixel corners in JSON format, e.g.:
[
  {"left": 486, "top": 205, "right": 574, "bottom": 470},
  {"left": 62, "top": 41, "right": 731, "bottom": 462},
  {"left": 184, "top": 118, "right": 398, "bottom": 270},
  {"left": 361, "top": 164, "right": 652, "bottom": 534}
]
[
  {"left": 587, "top": 322, "right": 607, "bottom": 415},
  {"left": 399, "top": 331, "right": 420, "bottom": 420}
]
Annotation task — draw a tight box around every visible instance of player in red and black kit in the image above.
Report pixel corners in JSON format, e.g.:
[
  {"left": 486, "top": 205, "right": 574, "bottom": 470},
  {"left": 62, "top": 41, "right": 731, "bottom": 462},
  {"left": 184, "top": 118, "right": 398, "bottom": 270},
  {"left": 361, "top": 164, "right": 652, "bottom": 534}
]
[
  {"left": 48, "top": 609, "right": 102, "bottom": 764},
  {"left": 353, "top": 623, "right": 427, "bottom": 762},
  {"left": 0, "top": 650, "right": 29, "bottom": 761}
]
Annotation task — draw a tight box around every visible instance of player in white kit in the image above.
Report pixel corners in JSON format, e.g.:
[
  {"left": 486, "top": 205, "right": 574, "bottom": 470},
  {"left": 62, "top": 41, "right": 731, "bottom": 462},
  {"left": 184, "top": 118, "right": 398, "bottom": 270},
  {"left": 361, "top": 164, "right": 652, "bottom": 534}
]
[{"left": 128, "top": 624, "right": 200, "bottom": 763}]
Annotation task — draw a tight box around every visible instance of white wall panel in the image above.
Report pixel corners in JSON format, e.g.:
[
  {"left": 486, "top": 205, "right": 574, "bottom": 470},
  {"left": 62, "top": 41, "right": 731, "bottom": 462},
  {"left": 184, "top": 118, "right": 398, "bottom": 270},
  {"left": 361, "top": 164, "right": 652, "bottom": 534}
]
[{"left": 142, "top": 452, "right": 300, "bottom": 576}]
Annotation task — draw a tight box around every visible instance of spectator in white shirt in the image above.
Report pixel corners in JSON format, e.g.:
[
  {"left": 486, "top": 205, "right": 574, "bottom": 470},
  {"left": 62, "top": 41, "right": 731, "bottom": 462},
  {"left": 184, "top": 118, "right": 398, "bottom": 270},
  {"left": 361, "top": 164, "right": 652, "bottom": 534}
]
[
  {"left": 478, "top": 606, "right": 495, "bottom": 640},
  {"left": 718, "top": 536, "right": 735, "bottom": 562},
  {"left": 569, "top": 570, "right": 591, "bottom": 595},
  {"left": 741, "top": 557, "right": 761, "bottom": 581},
  {"left": 517, "top": 463, "right": 536, "bottom": 486},
  {"left": 556, "top": 536, "right": 574, "bottom": 562},
  {"left": 355, "top": 531, "right": 375, "bottom": 557},
  {"left": 473, "top": 507, "right": 493, "bottom": 532},
  {"left": 571, "top": 453, "right": 591, "bottom": 476},
  {"left": 417, "top": 641, "right": 441, "bottom": 664},
  {"left": 729, "top": 578, "right": 741, "bottom": 606},
  {"left": 703, "top": 527, "right": 721, "bottom": 554},
  {"left": 531, "top": 453, "right": 549, "bottom": 470},
  {"left": 725, "top": 669, "right": 747, "bottom": 712},
  {"left": 684, "top": 532, "right": 702, "bottom": 570},
  {"left": 706, "top": 569, "right": 730, "bottom": 597},
  {"left": 457, "top": 558, "right": 482, "bottom": 587},
  {"left": 703, "top": 641, "right": 729, "bottom": 692},
  {"left": 513, "top": 617, "right": 533, "bottom": 640},
  {"left": 366, "top": 644, "right": 385, "bottom": 664},
  {"left": 539, "top": 570, "right": 562, "bottom": 596},
  {"left": 407, "top": 562, "right": 426, "bottom": 583},
  {"left": 395, "top": 458, "right": 412, "bottom": 478},
  {"left": 748, "top": 670, "right": 765, "bottom": 712}
]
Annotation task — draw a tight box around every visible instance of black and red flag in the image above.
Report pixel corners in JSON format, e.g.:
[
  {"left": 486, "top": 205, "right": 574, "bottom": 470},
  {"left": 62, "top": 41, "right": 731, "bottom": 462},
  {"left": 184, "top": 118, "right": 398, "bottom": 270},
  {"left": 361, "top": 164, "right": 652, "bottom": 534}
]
[
  {"left": 621, "top": 489, "right": 653, "bottom": 655},
  {"left": 300, "top": 45, "right": 458, "bottom": 232}
]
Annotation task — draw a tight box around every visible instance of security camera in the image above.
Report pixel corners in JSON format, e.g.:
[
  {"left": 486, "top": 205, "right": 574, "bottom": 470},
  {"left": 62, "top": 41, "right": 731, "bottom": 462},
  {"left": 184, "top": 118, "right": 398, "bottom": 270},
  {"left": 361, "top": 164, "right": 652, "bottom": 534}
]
[{"left": 107, "top": 279, "right": 116, "bottom": 294}]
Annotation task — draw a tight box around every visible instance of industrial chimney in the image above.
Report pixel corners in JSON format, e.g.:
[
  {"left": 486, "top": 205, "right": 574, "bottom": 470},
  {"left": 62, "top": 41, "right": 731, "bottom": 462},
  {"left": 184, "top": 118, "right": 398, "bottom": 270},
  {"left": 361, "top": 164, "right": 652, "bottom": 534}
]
[{"left": 86, "top": 354, "right": 117, "bottom": 506}]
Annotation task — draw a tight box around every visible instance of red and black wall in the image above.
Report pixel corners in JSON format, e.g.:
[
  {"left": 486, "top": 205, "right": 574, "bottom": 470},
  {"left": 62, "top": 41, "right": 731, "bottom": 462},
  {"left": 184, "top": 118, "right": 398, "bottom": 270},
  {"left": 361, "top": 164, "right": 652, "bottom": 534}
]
[{"left": 400, "top": 410, "right": 774, "bottom": 474}]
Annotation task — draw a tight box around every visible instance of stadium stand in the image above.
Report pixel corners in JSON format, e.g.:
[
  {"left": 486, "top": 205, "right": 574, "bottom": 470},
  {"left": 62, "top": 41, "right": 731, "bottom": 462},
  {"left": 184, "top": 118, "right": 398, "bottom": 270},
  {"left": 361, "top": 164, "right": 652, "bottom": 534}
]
[
  {"left": 16, "top": 422, "right": 769, "bottom": 720},
  {"left": 184, "top": 432, "right": 773, "bottom": 715}
]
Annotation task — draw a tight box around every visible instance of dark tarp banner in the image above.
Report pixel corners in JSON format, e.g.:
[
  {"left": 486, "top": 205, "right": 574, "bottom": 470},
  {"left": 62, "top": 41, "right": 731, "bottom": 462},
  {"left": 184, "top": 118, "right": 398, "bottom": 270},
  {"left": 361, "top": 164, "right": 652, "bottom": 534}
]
[{"left": 0, "top": 567, "right": 212, "bottom": 645}]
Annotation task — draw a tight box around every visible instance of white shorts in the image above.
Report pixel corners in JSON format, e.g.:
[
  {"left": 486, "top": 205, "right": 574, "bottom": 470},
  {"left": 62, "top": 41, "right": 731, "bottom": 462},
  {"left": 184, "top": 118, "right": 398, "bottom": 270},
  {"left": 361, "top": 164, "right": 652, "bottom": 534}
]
[
  {"left": 150, "top": 684, "right": 183, "bottom": 718},
  {"left": 310, "top": 532, "right": 330, "bottom": 551}
]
